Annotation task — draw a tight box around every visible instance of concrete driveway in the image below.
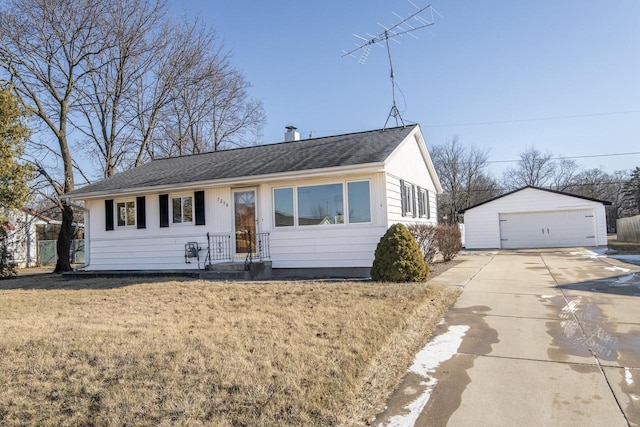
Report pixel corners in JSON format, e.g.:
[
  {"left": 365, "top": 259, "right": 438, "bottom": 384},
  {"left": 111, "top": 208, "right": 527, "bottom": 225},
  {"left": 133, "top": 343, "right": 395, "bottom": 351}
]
[{"left": 375, "top": 249, "right": 640, "bottom": 427}]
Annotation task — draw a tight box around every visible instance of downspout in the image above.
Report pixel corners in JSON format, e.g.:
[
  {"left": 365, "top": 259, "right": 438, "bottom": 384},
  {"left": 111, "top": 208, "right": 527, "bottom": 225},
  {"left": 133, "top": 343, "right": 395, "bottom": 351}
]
[{"left": 71, "top": 202, "right": 90, "bottom": 271}]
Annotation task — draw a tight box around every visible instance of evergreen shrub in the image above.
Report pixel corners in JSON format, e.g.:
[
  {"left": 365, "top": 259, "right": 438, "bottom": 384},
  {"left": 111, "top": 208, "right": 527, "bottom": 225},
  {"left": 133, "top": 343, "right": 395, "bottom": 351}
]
[{"left": 371, "top": 223, "right": 429, "bottom": 282}]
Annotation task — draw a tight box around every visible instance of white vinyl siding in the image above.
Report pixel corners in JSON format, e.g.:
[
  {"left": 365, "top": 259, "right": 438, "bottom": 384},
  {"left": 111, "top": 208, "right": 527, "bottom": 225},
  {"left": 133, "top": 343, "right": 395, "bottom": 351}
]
[
  {"left": 385, "top": 174, "right": 437, "bottom": 227},
  {"left": 86, "top": 188, "right": 232, "bottom": 270},
  {"left": 269, "top": 225, "right": 386, "bottom": 268}
]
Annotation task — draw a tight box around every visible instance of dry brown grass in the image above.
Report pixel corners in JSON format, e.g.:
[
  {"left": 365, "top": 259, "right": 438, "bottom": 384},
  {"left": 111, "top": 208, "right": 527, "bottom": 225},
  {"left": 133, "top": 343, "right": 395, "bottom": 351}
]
[{"left": 0, "top": 273, "right": 459, "bottom": 426}]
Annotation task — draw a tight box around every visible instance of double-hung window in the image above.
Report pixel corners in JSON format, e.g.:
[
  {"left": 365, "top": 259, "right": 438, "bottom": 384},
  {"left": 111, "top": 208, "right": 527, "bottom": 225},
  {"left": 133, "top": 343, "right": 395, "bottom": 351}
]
[
  {"left": 172, "top": 195, "right": 193, "bottom": 224},
  {"left": 401, "top": 181, "right": 414, "bottom": 217},
  {"left": 116, "top": 200, "right": 136, "bottom": 227},
  {"left": 417, "top": 187, "right": 429, "bottom": 218}
]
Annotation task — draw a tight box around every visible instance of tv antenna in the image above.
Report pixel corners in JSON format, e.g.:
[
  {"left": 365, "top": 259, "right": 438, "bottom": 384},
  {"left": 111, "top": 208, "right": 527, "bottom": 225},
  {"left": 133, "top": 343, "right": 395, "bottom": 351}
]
[{"left": 342, "top": 1, "right": 439, "bottom": 129}]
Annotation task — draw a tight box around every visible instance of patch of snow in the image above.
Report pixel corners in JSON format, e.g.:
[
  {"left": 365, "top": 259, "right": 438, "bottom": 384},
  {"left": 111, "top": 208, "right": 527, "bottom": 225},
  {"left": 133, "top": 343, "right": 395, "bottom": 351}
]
[
  {"left": 605, "top": 266, "right": 631, "bottom": 273},
  {"left": 541, "top": 294, "right": 556, "bottom": 299},
  {"left": 561, "top": 299, "right": 581, "bottom": 315},
  {"left": 571, "top": 249, "right": 606, "bottom": 259},
  {"left": 632, "top": 394, "right": 640, "bottom": 402},
  {"left": 383, "top": 325, "right": 469, "bottom": 427},
  {"left": 625, "top": 368, "right": 635, "bottom": 386}
]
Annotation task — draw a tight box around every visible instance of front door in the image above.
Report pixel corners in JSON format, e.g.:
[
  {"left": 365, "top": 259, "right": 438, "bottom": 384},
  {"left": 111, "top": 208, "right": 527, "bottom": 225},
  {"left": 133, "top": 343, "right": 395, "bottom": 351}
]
[{"left": 233, "top": 189, "right": 257, "bottom": 257}]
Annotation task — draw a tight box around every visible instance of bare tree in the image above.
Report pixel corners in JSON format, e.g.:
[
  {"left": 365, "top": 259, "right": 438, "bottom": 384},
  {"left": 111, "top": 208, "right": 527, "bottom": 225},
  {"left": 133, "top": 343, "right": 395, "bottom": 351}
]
[
  {"left": 503, "top": 146, "right": 557, "bottom": 189},
  {"left": 0, "top": 0, "right": 111, "bottom": 272},
  {"left": 75, "top": 0, "right": 166, "bottom": 178},
  {"left": 153, "top": 55, "right": 266, "bottom": 156},
  {"left": 551, "top": 158, "right": 580, "bottom": 191},
  {"left": 431, "top": 136, "right": 499, "bottom": 224}
]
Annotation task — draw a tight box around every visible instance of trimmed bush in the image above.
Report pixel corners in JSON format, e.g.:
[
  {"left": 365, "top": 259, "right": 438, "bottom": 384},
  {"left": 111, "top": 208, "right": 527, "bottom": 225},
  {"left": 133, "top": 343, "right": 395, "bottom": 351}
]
[
  {"left": 407, "top": 223, "right": 438, "bottom": 263},
  {"left": 371, "top": 223, "right": 429, "bottom": 282},
  {"left": 436, "top": 224, "right": 462, "bottom": 262}
]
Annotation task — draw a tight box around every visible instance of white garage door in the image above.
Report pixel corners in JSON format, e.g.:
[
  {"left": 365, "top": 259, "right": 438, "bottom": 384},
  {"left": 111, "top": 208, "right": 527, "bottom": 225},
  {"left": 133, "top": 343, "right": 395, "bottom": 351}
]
[{"left": 499, "top": 209, "right": 596, "bottom": 249}]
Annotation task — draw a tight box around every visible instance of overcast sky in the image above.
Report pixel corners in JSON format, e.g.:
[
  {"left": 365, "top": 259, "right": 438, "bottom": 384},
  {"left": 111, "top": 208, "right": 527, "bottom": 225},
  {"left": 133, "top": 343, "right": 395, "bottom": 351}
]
[{"left": 171, "top": 0, "right": 640, "bottom": 177}]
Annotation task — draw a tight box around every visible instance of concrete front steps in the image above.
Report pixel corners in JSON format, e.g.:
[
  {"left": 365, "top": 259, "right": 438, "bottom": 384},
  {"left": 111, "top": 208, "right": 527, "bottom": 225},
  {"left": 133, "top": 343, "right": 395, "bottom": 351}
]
[{"left": 200, "top": 261, "right": 272, "bottom": 281}]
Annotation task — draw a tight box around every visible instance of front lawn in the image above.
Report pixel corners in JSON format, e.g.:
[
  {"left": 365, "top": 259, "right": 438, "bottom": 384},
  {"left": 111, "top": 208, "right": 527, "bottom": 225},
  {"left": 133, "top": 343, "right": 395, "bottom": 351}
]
[{"left": 0, "top": 275, "right": 458, "bottom": 426}]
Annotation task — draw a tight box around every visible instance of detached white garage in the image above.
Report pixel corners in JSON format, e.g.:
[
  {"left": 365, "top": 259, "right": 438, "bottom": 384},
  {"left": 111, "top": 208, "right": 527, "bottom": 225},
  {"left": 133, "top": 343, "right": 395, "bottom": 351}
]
[{"left": 461, "top": 186, "right": 610, "bottom": 249}]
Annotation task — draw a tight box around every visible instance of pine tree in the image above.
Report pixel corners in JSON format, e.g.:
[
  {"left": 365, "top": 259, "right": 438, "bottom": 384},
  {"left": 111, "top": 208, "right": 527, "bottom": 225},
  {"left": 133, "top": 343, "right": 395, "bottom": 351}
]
[
  {"left": 624, "top": 167, "right": 640, "bottom": 215},
  {"left": 0, "top": 87, "right": 32, "bottom": 213},
  {"left": 0, "top": 87, "right": 32, "bottom": 278}
]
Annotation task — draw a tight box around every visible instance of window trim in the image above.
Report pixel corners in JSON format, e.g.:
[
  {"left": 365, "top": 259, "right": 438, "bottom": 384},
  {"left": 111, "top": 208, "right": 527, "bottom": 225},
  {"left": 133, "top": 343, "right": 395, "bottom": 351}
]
[
  {"left": 273, "top": 186, "right": 295, "bottom": 228},
  {"left": 115, "top": 199, "right": 136, "bottom": 228},
  {"left": 346, "top": 180, "right": 372, "bottom": 224},
  {"left": 417, "top": 187, "right": 429, "bottom": 219},
  {"left": 401, "top": 180, "right": 414, "bottom": 217},
  {"left": 171, "top": 194, "right": 194, "bottom": 225},
  {"left": 272, "top": 179, "right": 373, "bottom": 228}
]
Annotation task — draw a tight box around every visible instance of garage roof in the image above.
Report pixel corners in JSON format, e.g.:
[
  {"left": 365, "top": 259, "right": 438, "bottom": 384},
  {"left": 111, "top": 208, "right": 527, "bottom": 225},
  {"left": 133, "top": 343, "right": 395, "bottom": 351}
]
[{"left": 458, "top": 186, "right": 611, "bottom": 214}]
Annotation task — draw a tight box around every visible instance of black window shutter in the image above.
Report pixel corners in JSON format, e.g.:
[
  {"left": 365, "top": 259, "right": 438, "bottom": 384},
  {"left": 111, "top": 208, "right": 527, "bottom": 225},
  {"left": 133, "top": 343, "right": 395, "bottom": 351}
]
[
  {"left": 194, "top": 191, "right": 205, "bottom": 226},
  {"left": 159, "top": 194, "right": 169, "bottom": 228},
  {"left": 426, "top": 191, "right": 431, "bottom": 219},
  {"left": 400, "top": 179, "right": 406, "bottom": 217},
  {"left": 105, "top": 199, "right": 114, "bottom": 231},
  {"left": 411, "top": 184, "right": 417, "bottom": 218},
  {"left": 136, "top": 196, "right": 146, "bottom": 229}
]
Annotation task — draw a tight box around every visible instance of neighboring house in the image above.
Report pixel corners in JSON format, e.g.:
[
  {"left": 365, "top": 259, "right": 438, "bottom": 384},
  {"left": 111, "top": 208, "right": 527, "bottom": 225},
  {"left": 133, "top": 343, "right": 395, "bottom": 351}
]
[
  {"left": 460, "top": 186, "right": 610, "bottom": 249},
  {"left": 1, "top": 207, "right": 55, "bottom": 268},
  {"left": 69, "top": 125, "right": 442, "bottom": 277}
]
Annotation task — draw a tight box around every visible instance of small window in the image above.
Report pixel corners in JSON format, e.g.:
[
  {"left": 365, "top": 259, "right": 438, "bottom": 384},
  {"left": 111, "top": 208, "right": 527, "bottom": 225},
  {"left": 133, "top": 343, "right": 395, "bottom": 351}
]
[
  {"left": 172, "top": 196, "right": 193, "bottom": 224},
  {"left": 274, "top": 188, "right": 294, "bottom": 227},
  {"left": 116, "top": 201, "right": 136, "bottom": 227},
  {"left": 401, "top": 181, "right": 413, "bottom": 217},
  {"left": 347, "top": 181, "right": 371, "bottom": 223},
  {"left": 418, "top": 187, "right": 429, "bottom": 218}
]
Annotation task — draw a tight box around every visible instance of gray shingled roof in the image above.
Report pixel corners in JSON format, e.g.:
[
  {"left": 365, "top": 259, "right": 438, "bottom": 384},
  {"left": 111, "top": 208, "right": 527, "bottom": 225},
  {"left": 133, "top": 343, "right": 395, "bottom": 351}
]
[{"left": 70, "top": 125, "right": 417, "bottom": 197}]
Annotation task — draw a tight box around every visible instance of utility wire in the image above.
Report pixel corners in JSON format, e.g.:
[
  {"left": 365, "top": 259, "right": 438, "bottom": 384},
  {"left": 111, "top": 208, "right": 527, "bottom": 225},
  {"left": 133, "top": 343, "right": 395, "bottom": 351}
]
[
  {"left": 488, "top": 151, "right": 640, "bottom": 164},
  {"left": 423, "top": 109, "right": 640, "bottom": 128}
]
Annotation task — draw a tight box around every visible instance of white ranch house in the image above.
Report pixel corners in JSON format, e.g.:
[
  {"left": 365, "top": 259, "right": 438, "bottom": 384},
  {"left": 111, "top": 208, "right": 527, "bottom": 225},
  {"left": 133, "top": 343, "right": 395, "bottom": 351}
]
[{"left": 69, "top": 125, "right": 441, "bottom": 278}]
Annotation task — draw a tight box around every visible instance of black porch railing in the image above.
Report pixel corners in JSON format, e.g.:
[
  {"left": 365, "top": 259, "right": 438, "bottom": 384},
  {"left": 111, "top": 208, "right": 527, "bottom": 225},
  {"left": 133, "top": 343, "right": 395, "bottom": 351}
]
[
  {"left": 206, "top": 233, "right": 232, "bottom": 263},
  {"left": 205, "top": 232, "right": 270, "bottom": 267}
]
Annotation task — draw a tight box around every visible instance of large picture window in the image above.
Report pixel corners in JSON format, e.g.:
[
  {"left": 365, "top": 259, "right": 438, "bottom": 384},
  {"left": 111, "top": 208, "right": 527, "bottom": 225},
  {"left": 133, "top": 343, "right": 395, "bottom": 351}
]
[
  {"left": 172, "top": 195, "right": 193, "bottom": 224},
  {"left": 116, "top": 200, "right": 136, "bottom": 227},
  {"left": 298, "top": 184, "right": 343, "bottom": 226},
  {"left": 273, "top": 181, "right": 372, "bottom": 227},
  {"left": 347, "top": 181, "right": 371, "bottom": 223},
  {"left": 274, "top": 187, "right": 294, "bottom": 227}
]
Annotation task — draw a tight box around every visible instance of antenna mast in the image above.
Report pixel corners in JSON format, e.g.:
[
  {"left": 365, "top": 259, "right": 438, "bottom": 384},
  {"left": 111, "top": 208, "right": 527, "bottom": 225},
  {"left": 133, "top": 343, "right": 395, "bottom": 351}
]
[{"left": 342, "top": 2, "right": 438, "bottom": 129}]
